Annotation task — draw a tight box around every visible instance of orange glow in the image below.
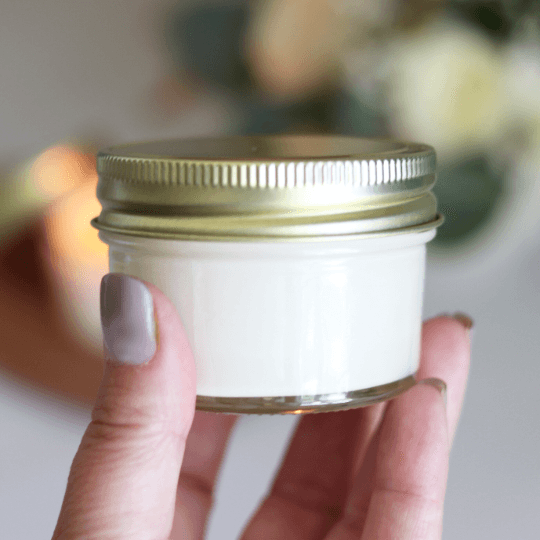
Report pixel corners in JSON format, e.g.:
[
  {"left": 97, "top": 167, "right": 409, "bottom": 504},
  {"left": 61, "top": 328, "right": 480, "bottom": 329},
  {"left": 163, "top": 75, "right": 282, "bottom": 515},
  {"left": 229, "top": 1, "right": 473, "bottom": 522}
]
[
  {"left": 38, "top": 145, "right": 107, "bottom": 274},
  {"left": 31, "top": 145, "right": 97, "bottom": 199},
  {"left": 45, "top": 182, "right": 107, "bottom": 273},
  {"left": 32, "top": 145, "right": 108, "bottom": 347}
]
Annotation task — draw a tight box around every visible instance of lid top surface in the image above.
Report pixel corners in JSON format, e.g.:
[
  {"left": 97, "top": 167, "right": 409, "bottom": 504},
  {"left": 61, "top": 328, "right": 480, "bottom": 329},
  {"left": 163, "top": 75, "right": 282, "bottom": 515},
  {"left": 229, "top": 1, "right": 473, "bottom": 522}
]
[{"left": 98, "top": 135, "right": 433, "bottom": 163}]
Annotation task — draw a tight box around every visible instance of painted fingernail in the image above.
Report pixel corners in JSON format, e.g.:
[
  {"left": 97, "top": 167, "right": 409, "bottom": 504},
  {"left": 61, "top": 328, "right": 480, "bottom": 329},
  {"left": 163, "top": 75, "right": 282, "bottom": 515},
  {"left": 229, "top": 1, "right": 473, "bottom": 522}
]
[
  {"left": 100, "top": 274, "right": 157, "bottom": 365},
  {"left": 418, "top": 377, "right": 447, "bottom": 408},
  {"left": 452, "top": 312, "right": 474, "bottom": 331}
]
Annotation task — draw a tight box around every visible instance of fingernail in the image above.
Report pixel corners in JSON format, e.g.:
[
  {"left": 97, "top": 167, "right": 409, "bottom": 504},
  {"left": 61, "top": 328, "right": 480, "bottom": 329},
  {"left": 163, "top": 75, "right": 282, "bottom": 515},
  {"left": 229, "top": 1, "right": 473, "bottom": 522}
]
[
  {"left": 100, "top": 274, "right": 157, "bottom": 365},
  {"left": 418, "top": 377, "right": 447, "bottom": 408},
  {"left": 452, "top": 312, "right": 474, "bottom": 331}
]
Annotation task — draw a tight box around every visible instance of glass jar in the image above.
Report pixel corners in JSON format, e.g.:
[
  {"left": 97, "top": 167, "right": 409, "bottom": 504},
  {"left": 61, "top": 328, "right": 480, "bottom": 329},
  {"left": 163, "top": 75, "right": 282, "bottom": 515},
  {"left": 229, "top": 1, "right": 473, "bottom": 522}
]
[{"left": 92, "top": 136, "right": 442, "bottom": 414}]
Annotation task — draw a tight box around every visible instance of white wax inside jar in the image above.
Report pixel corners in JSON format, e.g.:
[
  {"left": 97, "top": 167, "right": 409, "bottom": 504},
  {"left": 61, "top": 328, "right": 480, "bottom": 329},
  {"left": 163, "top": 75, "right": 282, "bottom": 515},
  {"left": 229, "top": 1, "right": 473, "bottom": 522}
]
[{"left": 103, "top": 230, "right": 435, "bottom": 397}]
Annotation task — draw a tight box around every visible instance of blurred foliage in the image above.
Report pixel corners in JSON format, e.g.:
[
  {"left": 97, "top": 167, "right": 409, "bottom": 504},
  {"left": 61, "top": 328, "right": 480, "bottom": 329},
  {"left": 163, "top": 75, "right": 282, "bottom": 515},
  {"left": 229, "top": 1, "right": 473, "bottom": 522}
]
[
  {"left": 165, "top": 2, "right": 252, "bottom": 92},
  {"left": 161, "top": 0, "right": 540, "bottom": 247},
  {"left": 450, "top": 0, "right": 540, "bottom": 40},
  {"left": 434, "top": 157, "right": 505, "bottom": 243},
  {"left": 450, "top": 0, "right": 515, "bottom": 40},
  {"left": 240, "top": 93, "right": 335, "bottom": 134}
]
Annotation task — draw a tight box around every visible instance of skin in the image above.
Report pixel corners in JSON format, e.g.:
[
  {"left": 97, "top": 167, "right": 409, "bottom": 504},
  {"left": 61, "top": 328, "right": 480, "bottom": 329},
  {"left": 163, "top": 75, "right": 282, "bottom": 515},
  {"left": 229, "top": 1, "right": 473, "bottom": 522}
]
[{"left": 52, "top": 280, "right": 470, "bottom": 540}]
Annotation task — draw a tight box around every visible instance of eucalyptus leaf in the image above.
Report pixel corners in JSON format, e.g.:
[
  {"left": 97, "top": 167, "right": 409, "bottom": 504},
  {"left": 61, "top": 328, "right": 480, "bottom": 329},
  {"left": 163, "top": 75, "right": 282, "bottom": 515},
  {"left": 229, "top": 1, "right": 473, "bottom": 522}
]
[{"left": 434, "top": 156, "right": 505, "bottom": 245}]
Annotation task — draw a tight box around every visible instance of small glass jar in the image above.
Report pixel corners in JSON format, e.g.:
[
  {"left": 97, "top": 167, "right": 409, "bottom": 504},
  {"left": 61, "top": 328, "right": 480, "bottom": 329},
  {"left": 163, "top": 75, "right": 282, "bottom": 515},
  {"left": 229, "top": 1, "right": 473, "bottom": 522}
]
[{"left": 92, "top": 136, "right": 442, "bottom": 414}]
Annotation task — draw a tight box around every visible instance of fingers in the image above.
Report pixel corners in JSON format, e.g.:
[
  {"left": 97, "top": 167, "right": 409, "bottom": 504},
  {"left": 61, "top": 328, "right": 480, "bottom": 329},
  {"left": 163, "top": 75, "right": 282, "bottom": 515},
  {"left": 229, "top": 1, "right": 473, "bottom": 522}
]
[
  {"left": 416, "top": 315, "right": 472, "bottom": 442},
  {"left": 241, "top": 406, "right": 383, "bottom": 540},
  {"left": 171, "top": 412, "right": 237, "bottom": 539},
  {"left": 356, "top": 382, "right": 448, "bottom": 540},
  {"left": 241, "top": 316, "right": 471, "bottom": 540},
  {"left": 328, "top": 316, "right": 471, "bottom": 540},
  {"left": 53, "top": 274, "right": 197, "bottom": 540}
]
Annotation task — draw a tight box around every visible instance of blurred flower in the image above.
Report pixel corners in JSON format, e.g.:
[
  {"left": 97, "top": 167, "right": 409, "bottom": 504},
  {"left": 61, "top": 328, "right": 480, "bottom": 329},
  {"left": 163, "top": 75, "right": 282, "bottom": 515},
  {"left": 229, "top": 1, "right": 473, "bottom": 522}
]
[
  {"left": 386, "top": 17, "right": 505, "bottom": 163},
  {"left": 246, "top": 0, "right": 400, "bottom": 103},
  {"left": 245, "top": 0, "right": 347, "bottom": 102}
]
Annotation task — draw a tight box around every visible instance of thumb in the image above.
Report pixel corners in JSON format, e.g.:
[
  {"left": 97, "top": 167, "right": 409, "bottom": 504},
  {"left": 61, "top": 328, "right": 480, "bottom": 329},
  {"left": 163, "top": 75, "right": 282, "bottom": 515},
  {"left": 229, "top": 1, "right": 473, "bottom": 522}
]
[{"left": 53, "top": 274, "right": 196, "bottom": 540}]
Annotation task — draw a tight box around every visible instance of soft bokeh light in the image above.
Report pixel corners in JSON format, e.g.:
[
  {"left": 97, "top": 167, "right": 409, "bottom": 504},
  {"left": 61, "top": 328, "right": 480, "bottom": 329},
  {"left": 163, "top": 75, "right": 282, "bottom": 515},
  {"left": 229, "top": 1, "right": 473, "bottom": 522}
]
[
  {"left": 30, "top": 145, "right": 97, "bottom": 199},
  {"left": 41, "top": 147, "right": 107, "bottom": 350},
  {"left": 45, "top": 183, "right": 106, "bottom": 274}
]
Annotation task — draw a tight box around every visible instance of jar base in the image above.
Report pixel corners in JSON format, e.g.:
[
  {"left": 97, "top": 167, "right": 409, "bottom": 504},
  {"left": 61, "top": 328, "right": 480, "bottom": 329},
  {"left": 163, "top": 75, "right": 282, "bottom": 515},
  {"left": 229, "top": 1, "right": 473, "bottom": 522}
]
[{"left": 196, "top": 375, "right": 417, "bottom": 415}]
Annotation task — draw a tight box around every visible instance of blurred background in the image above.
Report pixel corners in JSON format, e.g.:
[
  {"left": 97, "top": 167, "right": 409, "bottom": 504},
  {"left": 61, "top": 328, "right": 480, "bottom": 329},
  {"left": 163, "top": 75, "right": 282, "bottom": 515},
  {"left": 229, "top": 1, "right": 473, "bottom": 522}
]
[{"left": 1, "top": 0, "right": 539, "bottom": 538}]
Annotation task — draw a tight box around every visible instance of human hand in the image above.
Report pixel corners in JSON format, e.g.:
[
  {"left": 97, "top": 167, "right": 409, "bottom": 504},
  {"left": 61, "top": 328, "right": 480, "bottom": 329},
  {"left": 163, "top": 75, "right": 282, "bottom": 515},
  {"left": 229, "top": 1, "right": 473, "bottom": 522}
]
[{"left": 52, "top": 274, "right": 471, "bottom": 539}]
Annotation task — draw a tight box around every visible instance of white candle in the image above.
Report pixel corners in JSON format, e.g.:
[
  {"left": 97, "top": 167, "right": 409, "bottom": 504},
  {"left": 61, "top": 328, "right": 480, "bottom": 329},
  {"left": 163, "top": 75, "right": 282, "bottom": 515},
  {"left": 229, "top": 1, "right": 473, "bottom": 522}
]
[{"left": 93, "top": 136, "right": 442, "bottom": 413}]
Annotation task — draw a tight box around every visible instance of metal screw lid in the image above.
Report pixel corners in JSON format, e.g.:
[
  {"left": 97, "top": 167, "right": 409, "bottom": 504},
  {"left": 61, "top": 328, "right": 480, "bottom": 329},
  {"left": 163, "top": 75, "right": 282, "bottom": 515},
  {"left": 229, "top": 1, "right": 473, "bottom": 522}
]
[{"left": 92, "top": 135, "right": 442, "bottom": 241}]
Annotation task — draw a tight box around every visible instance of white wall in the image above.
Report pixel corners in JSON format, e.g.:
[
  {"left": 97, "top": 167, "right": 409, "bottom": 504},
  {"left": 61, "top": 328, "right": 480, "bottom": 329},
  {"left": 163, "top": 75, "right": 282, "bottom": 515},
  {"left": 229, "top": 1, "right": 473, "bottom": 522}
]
[{"left": 0, "top": 0, "right": 230, "bottom": 164}]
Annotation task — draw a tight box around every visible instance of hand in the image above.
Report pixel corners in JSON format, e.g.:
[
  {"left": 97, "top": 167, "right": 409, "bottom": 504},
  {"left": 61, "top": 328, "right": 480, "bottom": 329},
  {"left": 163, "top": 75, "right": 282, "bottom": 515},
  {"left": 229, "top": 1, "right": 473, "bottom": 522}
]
[{"left": 52, "top": 274, "right": 471, "bottom": 539}]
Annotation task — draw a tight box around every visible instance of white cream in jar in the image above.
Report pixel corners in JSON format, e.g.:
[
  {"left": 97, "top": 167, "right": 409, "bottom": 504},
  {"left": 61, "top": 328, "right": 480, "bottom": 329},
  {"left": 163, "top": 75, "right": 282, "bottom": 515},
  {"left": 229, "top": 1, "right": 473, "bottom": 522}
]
[{"left": 92, "top": 136, "right": 442, "bottom": 414}]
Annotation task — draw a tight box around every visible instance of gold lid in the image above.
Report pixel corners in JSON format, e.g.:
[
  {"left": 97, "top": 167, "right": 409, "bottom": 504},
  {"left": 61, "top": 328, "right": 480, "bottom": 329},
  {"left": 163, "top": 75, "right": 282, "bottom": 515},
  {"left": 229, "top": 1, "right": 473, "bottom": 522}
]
[{"left": 92, "top": 135, "right": 442, "bottom": 241}]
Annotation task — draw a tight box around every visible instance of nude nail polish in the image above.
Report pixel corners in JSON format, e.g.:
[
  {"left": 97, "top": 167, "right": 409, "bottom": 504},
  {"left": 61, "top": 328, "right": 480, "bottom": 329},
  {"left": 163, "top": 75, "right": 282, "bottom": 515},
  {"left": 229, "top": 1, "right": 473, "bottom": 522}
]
[{"left": 100, "top": 274, "right": 156, "bottom": 365}]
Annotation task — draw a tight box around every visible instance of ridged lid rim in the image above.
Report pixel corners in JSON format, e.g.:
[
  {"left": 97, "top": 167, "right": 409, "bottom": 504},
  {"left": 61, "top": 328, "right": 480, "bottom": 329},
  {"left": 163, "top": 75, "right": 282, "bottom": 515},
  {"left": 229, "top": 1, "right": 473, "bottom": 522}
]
[
  {"left": 93, "top": 136, "right": 441, "bottom": 241},
  {"left": 96, "top": 135, "right": 436, "bottom": 189}
]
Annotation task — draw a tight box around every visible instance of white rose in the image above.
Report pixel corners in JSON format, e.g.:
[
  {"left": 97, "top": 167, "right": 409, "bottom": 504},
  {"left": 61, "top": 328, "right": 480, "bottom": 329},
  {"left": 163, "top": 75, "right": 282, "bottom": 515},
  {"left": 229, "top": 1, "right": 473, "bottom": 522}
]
[{"left": 386, "top": 18, "right": 505, "bottom": 163}]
